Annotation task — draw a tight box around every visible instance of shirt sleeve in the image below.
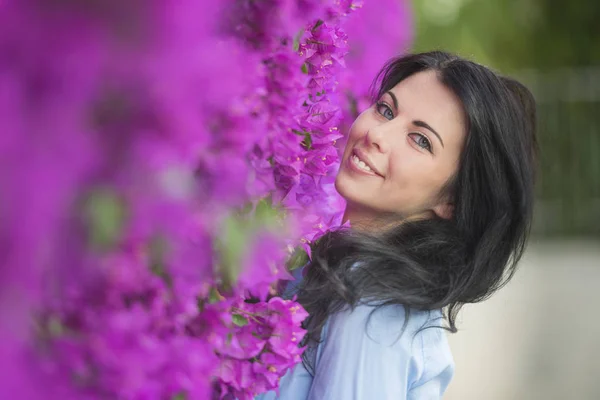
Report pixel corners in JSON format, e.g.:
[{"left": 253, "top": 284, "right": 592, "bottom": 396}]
[
  {"left": 307, "top": 304, "right": 454, "bottom": 400},
  {"left": 407, "top": 323, "right": 455, "bottom": 400}
]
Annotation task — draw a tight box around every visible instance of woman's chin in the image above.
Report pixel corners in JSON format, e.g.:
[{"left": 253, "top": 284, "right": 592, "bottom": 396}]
[
  {"left": 335, "top": 173, "right": 367, "bottom": 209},
  {"left": 334, "top": 171, "right": 352, "bottom": 201}
]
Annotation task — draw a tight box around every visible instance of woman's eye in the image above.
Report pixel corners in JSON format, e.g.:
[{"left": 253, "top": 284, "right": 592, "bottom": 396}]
[
  {"left": 408, "top": 133, "right": 432, "bottom": 153},
  {"left": 376, "top": 102, "right": 394, "bottom": 120}
]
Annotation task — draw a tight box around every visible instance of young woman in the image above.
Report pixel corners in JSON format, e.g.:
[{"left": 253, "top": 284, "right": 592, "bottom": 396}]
[{"left": 257, "top": 51, "right": 537, "bottom": 400}]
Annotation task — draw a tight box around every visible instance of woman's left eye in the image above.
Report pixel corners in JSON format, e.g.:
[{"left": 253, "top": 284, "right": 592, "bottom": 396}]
[
  {"left": 376, "top": 102, "right": 394, "bottom": 120},
  {"left": 408, "top": 133, "right": 432, "bottom": 153}
]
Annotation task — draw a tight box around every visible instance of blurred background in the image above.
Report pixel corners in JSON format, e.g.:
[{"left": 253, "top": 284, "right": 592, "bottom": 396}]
[{"left": 408, "top": 0, "right": 600, "bottom": 398}]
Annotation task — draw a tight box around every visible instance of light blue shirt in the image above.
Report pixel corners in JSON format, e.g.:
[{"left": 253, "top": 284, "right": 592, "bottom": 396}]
[{"left": 256, "top": 268, "right": 455, "bottom": 400}]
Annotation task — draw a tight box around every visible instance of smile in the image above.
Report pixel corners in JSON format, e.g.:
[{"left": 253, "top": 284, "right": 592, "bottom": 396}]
[
  {"left": 348, "top": 150, "right": 382, "bottom": 177},
  {"left": 351, "top": 154, "right": 374, "bottom": 173}
]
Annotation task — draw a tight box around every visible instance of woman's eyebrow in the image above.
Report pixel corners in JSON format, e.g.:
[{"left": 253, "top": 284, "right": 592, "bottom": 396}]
[
  {"left": 386, "top": 91, "right": 445, "bottom": 148},
  {"left": 386, "top": 91, "right": 399, "bottom": 111},
  {"left": 414, "top": 121, "right": 444, "bottom": 148}
]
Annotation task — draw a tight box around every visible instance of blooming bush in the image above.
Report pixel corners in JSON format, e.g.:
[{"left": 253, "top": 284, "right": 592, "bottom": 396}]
[{"left": 0, "top": 0, "right": 410, "bottom": 398}]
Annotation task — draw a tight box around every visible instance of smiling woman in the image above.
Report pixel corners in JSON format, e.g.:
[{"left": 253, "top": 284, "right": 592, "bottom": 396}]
[
  {"left": 256, "top": 51, "right": 538, "bottom": 400},
  {"left": 337, "top": 69, "right": 467, "bottom": 228}
]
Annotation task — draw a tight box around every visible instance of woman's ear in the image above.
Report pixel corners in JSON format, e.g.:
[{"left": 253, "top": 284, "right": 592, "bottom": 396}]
[{"left": 433, "top": 202, "right": 454, "bottom": 220}]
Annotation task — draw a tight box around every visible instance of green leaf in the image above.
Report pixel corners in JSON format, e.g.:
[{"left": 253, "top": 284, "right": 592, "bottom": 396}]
[
  {"left": 255, "top": 197, "right": 278, "bottom": 224},
  {"left": 301, "top": 132, "right": 312, "bottom": 150},
  {"left": 217, "top": 216, "right": 247, "bottom": 286},
  {"left": 293, "top": 28, "right": 304, "bottom": 52},
  {"left": 85, "top": 188, "right": 125, "bottom": 251},
  {"left": 301, "top": 63, "right": 308, "bottom": 74},
  {"left": 313, "top": 19, "right": 324, "bottom": 31},
  {"left": 232, "top": 314, "right": 249, "bottom": 327},
  {"left": 171, "top": 392, "right": 187, "bottom": 400},
  {"left": 293, "top": 129, "right": 313, "bottom": 150},
  {"left": 287, "top": 247, "right": 309, "bottom": 271},
  {"left": 209, "top": 287, "right": 223, "bottom": 304},
  {"left": 237, "top": 201, "right": 254, "bottom": 216},
  {"left": 215, "top": 200, "right": 285, "bottom": 286}
]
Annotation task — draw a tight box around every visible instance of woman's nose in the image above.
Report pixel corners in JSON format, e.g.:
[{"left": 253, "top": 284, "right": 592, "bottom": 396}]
[{"left": 364, "top": 124, "right": 390, "bottom": 153}]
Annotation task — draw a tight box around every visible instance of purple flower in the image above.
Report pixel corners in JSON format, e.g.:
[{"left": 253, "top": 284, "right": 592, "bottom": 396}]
[
  {"left": 339, "top": 0, "right": 413, "bottom": 112},
  {"left": 0, "top": 0, "right": 410, "bottom": 398},
  {"left": 239, "top": 230, "right": 294, "bottom": 300}
]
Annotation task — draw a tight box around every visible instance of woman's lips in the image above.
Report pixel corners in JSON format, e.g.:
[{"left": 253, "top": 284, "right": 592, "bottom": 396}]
[
  {"left": 347, "top": 151, "right": 382, "bottom": 177},
  {"left": 347, "top": 149, "right": 383, "bottom": 177}
]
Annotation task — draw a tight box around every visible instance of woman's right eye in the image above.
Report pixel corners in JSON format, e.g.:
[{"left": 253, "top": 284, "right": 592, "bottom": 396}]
[{"left": 375, "top": 102, "right": 394, "bottom": 120}]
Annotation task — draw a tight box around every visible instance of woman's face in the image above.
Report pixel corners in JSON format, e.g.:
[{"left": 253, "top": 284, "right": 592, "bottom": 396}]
[{"left": 335, "top": 70, "right": 467, "bottom": 225}]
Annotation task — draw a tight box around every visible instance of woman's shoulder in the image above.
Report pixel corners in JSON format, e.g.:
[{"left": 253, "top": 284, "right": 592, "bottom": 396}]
[
  {"left": 320, "top": 303, "right": 454, "bottom": 390},
  {"left": 327, "top": 302, "right": 448, "bottom": 348}
]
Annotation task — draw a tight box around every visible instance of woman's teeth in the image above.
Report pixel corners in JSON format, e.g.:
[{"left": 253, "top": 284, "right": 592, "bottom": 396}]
[{"left": 351, "top": 154, "right": 373, "bottom": 173}]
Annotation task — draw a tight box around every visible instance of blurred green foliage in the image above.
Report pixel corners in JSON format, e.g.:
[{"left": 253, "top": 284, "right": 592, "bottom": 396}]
[
  {"left": 412, "top": 0, "right": 600, "bottom": 71},
  {"left": 217, "top": 198, "right": 284, "bottom": 288},
  {"left": 411, "top": 0, "right": 600, "bottom": 236}
]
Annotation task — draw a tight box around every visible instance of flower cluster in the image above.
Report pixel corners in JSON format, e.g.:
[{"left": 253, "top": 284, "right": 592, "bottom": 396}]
[
  {"left": 0, "top": 0, "right": 411, "bottom": 399},
  {"left": 257, "top": 14, "right": 354, "bottom": 255},
  {"left": 213, "top": 297, "right": 309, "bottom": 399}
]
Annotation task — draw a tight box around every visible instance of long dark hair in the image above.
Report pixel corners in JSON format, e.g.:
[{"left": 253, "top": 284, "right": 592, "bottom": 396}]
[{"left": 296, "top": 51, "right": 538, "bottom": 367}]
